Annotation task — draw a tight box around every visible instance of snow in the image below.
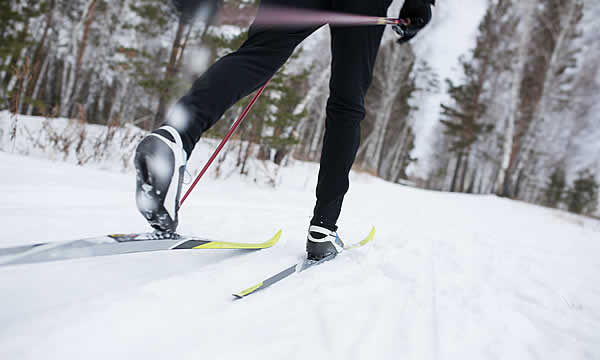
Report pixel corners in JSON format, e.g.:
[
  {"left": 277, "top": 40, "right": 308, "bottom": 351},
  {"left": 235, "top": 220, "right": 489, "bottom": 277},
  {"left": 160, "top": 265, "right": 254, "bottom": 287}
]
[{"left": 1, "top": 150, "right": 599, "bottom": 359}]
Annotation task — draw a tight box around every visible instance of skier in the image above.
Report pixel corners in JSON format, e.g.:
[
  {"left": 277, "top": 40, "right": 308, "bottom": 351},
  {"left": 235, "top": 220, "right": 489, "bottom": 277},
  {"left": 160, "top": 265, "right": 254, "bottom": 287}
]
[{"left": 134, "top": 0, "right": 435, "bottom": 260}]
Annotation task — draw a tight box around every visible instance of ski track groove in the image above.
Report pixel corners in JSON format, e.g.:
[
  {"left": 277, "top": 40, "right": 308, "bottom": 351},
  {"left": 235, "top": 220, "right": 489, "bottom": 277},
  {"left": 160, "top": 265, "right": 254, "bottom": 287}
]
[{"left": 429, "top": 235, "right": 441, "bottom": 360}]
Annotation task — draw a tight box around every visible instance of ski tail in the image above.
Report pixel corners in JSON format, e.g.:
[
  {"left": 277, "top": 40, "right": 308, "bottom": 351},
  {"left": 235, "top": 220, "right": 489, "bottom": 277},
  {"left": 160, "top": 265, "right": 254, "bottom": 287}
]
[
  {"left": 233, "top": 227, "right": 375, "bottom": 299},
  {"left": 234, "top": 264, "right": 297, "bottom": 299}
]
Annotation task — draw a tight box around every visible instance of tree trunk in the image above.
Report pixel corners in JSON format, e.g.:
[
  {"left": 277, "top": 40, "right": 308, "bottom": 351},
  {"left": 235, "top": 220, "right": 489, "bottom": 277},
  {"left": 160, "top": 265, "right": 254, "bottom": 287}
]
[
  {"left": 25, "top": 0, "right": 55, "bottom": 108},
  {"left": 507, "top": 0, "right": 582, "bottom": 196},
  {"left": 154, "top": 20, "right": 187, "bottom": 130},
  {"left": 459, "top": 151, "right": 470, "bottom": 193},
  {"left": 61, "top": 0, "right": 97, "bottom": 117},
  {"left": 450, "top": 152, "right": 463, "bottom": 192},
  {"left": 467, "top": 168, "right": 477, "bottom": 194},
  {"left": 27, "top": 53, "right": 49, "bottom": 115},
  {"left": 363, "top": 45, "right": 403, "bottom": 173},
  {"left": 495, "top": 1, "right": 535, "bottom": 196},
  {"left": 3, "top": 17, "right": 30, "bottom": 91}
]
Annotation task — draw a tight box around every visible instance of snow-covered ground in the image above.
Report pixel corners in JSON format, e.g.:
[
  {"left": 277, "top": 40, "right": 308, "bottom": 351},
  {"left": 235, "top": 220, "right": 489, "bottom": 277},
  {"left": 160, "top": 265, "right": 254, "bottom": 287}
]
[{"left": 0, "top": 151, "right": 599, "bottom": 360}]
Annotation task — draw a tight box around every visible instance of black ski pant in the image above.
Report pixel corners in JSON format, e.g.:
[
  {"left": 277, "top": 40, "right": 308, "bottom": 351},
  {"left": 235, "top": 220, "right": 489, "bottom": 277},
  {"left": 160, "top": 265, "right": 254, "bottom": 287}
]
[{"left": 168, "top": 0, "right": 392, "bottom": 229}]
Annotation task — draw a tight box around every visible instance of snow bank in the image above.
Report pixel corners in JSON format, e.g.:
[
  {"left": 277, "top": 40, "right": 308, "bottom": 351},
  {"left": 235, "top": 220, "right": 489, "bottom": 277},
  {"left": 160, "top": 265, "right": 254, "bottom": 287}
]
[{"left": 0, "top": 111, "right": 336, "bottom": 190}]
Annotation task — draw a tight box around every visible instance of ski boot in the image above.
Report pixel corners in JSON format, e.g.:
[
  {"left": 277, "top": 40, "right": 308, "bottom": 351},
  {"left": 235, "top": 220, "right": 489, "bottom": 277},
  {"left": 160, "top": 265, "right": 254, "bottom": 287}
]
[
  {"left": 306, "top": 225, "right": 345, "bottom": 261},
  {"left": 134, "top": 125, "right": 187, "bottom": 233}
]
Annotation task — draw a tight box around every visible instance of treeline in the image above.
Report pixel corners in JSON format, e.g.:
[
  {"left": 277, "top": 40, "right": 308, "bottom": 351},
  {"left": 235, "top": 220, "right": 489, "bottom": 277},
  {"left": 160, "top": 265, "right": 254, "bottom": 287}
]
[
  {"left": 1, "top": 0, "right": 598, "bottom": 215},
  {"left": 428, "top": 0, "right": 599, "bottom": 216},
  {"left": 0, "top": 0, "right": 424, "bottom": 184},
  {"left": 2, "top": 0, "right": 186, "bottom": 128}
]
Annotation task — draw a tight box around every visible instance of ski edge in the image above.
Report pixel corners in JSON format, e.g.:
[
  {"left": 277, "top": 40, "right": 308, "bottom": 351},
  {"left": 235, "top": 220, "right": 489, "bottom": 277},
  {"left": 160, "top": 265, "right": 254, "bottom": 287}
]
[{"left": 232, "top": 226, "right": 375, "bottom": 299}]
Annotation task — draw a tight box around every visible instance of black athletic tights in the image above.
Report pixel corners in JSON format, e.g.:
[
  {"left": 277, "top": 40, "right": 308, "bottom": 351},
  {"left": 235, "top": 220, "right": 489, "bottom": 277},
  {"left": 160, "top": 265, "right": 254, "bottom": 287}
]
[{"left": 167, "top": 0, "right": 393, "bottom": 229}]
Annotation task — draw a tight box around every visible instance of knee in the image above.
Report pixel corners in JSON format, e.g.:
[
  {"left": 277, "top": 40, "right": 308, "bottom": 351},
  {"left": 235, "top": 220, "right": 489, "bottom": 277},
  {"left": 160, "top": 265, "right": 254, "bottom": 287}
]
[{"left": 326, "top": 92, "right": 366, "bottom": 126}]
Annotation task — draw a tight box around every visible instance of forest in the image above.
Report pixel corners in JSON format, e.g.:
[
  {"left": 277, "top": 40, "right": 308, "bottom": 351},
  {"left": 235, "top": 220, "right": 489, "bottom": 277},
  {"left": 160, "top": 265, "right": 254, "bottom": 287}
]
[{"left": 1, "top": 0, "right": 598, "bottom": 216}]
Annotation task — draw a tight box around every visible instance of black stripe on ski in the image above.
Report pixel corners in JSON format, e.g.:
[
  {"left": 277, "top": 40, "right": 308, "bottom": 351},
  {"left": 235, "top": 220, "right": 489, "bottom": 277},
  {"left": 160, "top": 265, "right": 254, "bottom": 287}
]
[{"left": 172, "top": 240, "right": 212, "bottom": 249}]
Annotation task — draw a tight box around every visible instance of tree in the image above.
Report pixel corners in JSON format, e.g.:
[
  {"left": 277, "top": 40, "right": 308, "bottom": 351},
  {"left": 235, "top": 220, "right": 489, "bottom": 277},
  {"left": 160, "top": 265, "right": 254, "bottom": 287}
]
[
  {"left": 360, "top": 42, "right": 417, "bottom": 176},
  {"left": 128, "top": 0, "right": 185, "bottom": 129},
  {"left": 565, "top": 170, "right": 598, "bottom": 215},
  {"left": 542, "top": 167, "right": 566, "bottom": 208},
  {"left": 499, "top": 0, "right": 584, "bottom": 198},
  {"left": 439, "top": 57, "right": 493, "bottom": 192},
  {"left": 432, "top": 0, "right": 516, "bottom": 194},
  {"left": 261, "top": 69, "right": 308, "bottom": 165},
  {"left": 1, "top": 1, "right": 49, "bottom": 110}
]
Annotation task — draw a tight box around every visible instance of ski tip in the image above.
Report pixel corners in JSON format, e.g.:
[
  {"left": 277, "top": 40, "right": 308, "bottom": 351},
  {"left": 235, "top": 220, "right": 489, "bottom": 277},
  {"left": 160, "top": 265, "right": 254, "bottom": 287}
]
[
  {"left": 360, "top": 227, "right": 375, "bottom": 246},
  {"left": 268, "top": 230, "right": 283, "bottom": 247},
  {"left": 345, "top": 226, "right": 376, "bottom": 250},
  {"left": 257, "top": 230, "right": 282, "bottom": 249},
  {"left": 233, "top": 282, "right": 264, "bottom": 300}
]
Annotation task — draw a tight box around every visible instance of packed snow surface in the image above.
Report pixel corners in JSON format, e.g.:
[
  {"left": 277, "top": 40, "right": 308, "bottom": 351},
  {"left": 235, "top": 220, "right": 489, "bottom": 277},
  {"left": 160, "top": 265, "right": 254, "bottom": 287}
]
[{"left": 0, "top": 151, "right": 599, "bottom": 360}]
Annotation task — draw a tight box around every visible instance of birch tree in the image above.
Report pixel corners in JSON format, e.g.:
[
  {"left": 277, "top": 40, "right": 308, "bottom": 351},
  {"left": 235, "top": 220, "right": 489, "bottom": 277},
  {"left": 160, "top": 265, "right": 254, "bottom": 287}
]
[{"left": 501, "top": 0, "right": 583, "bottom": 197}]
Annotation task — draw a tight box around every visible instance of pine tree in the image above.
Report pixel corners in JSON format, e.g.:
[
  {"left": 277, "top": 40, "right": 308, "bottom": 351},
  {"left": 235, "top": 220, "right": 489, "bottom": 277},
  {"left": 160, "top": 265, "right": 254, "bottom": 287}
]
[
  {"left": 542, "top": 167, "right": 566, "bottom": 208},
  {"left": 565, "top": 170, "right": 598, "bottom": 215},
  {"left": 439, "top": 57, "right": 493, "bottom": 192},
  {"left": 261, "top": 69, "right": 308, "bottom": 165}
]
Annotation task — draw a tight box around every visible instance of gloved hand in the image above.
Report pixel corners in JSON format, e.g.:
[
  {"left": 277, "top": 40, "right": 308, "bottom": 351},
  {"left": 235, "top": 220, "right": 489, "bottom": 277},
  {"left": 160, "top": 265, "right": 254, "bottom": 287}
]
[
  {"left": 393, "top": 0, "right": 435, "bottom": 44},
  {"left": 169, "top": 0, "right": 220, "bottom": 24}
]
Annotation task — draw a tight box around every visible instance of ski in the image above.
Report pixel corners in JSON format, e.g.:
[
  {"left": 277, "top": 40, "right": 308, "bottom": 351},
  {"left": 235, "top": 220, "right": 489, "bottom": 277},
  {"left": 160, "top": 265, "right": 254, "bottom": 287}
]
[
  {"left": 0, "top": 230, "right": 281, "bottom": 267},
  {"left": 233, "top": 227, "right": 375, "bottom": 299}
]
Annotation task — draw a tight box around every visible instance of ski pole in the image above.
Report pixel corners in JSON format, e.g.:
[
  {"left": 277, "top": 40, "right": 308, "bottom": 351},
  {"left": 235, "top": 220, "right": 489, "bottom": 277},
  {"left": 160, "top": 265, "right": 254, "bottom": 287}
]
[
  {"left": 246, "top": 5, "right": 410, "bottom": 27},
  {"left": 180, "top": 78, "right": 272, "bottom": 207}
]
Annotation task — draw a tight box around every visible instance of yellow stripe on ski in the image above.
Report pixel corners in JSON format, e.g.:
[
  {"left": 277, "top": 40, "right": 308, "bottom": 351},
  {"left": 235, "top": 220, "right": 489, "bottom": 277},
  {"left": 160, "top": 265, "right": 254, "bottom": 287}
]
[
  {"left": 234, "top": 282, "right": 264, "bottom": 298},
  {"left": 193, "top": 230, "right": 281, "bottom": 249},
  {"left": 232, "top": 227, "right": 375, "bottom": 300},
  {"left": 345, "top": 227, "right": 375, "bottom": 250}
]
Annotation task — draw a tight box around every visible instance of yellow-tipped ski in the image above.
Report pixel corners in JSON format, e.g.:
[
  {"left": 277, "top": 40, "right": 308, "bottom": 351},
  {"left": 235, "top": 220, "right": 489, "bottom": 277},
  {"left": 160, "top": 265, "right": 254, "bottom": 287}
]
[
  {"left": 233, "top": 227, "right": 375, "bottom": 299},
  {"left": 193, "top": 230, "right": 281, "bottom": 249}
]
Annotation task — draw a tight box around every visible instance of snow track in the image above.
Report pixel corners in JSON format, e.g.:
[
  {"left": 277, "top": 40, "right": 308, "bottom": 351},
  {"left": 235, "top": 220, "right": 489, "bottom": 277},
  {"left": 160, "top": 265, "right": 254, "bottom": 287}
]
[{"left": 1, "top": 152, "right": 599, "bottom": 359}]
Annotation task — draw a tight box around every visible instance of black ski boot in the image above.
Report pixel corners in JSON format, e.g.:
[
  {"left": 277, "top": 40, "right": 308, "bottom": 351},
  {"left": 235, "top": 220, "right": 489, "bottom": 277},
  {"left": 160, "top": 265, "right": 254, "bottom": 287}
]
[
  {"left": 134, "top": 125, "right": 187, "bottom": 233},
  {"left": 306, "top": 225, "right": 345, "bottom": 261}
]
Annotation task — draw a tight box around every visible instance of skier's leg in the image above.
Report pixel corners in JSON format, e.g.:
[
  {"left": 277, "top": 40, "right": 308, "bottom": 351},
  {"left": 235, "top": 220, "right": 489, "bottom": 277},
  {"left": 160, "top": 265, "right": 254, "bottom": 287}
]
[
  {"left": 136, "top": 0, "right": 326, "bottom": 232},
  {"left": 166, "top": 0, "right": 326, "bottom": 158},
  {"left": 311, "top": 0, "right": 392, "bottom": 230}
]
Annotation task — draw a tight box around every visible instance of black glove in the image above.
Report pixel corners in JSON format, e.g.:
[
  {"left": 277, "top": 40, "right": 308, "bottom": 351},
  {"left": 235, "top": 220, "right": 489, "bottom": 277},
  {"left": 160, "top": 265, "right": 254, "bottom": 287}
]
[
  {"left": 169, "top": 0, "right": 219, "bottom": 24},
  {"left": 393, "top": 0, "right": 435, "bottom": 44}
]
